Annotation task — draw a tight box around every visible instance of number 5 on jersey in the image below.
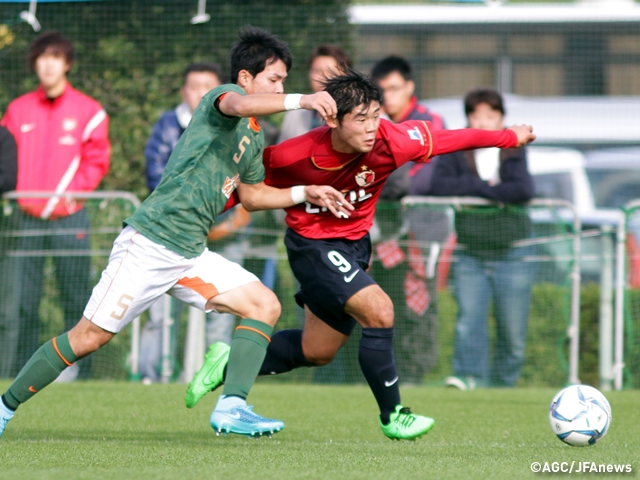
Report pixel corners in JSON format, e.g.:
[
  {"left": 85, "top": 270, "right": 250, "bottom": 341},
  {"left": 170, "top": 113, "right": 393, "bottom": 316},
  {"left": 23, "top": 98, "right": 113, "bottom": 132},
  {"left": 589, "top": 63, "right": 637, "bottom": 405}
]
[{"left": 110, "top": 294, "right": 134, "bottom": 320}]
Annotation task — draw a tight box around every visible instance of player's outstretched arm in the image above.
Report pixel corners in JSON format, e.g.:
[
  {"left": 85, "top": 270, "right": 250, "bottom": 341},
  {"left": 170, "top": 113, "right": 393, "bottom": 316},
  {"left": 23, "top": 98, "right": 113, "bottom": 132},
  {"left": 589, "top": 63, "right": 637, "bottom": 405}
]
[
  {"left": 218, "top": 91, "right": 337, "bottom": 120},
  {"left": 508, "top": 124, "right": 536, "bottom": 147},
  {"left": 237, "top": 182, "right": 353, "bottom": 218},
  {"left": 431, "top": 124, "right": 536, "bottom": 157}
]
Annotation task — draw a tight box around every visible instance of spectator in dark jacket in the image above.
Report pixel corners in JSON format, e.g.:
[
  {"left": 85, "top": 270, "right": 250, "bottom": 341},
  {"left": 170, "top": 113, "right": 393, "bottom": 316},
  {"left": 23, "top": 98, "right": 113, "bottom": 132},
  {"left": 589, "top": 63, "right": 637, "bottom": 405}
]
[
  {"left": 370, "top": 55, "right": 447, "bottom": 383},
  {"left": 0, "top": 125, "right": 19, "bottom": 377},
  {"left": 430, "top": 88, "right": 535, "bottom": 390}
]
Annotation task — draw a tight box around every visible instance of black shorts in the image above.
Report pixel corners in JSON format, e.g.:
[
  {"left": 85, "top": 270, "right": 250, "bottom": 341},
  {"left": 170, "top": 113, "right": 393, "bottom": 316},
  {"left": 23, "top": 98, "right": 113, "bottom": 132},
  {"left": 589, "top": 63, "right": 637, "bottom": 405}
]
[{"left": 284, "top": 229, "right": 376, "bottom": 336}]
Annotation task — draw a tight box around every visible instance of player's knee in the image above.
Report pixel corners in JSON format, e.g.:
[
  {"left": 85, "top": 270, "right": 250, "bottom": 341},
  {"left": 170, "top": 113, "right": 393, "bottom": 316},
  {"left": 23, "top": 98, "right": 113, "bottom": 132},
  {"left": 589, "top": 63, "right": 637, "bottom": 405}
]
[
  {"left": 251, "top": 290, "right": 282, "bottom": 326},
  {"left": 71, "top": 325, "right": 113, "bottom": 357},
  {"left": 305, "top": 350, "right": 336, "bottom": 366},
  {"left": 362, "top": 302, "right": 394, "bottom": 328}
]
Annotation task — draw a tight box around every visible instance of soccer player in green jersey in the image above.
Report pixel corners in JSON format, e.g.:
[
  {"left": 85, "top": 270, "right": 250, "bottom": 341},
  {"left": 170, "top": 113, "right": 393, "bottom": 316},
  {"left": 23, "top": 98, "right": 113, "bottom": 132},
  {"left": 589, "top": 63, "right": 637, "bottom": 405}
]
[{"left": 0, "top": 26, "right": 353, "bottom": 440}]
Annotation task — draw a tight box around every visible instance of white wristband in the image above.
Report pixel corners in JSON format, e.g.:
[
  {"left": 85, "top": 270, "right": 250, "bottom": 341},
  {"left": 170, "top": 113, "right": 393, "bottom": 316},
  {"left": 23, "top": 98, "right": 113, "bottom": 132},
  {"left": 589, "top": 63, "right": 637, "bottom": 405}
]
[
  {"left": 291, "top": 185, "right": 307, "bottom": 204},
  {"left": 284, "top": 94, "right": 303, "bottom": 111}
]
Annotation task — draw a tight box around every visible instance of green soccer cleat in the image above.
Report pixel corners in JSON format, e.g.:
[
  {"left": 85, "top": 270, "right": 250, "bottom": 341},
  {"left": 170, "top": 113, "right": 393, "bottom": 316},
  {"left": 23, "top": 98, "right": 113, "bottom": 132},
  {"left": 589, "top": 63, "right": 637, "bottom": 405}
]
[
  {"left": 379, "top": 405, "right": 435, "bottom": 441},
  {"left": 185, "top": 342, "right": 230, "bottom": 408}
]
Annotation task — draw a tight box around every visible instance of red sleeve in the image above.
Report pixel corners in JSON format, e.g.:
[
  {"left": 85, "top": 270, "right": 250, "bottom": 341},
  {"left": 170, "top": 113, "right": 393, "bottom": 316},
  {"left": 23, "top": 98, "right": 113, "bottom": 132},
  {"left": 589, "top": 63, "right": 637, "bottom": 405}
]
[
  {"left": 68, "top": 108, "right": 111, "bottom": 191},
  {"left": 221, "top": 191, "right": 241, "bottom": 213},
  {"left": 384, "top": 119, "right": 435, "bottom": 167},
  {"left": 431, "top": 128, "right": 517, "bottom": 157}
]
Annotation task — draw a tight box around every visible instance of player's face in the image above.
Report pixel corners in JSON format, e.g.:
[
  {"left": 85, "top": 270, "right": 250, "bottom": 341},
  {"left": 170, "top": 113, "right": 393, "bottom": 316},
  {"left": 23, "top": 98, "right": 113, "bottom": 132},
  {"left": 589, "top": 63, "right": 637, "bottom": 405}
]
[
  {"left": 467, "top": 103, "right": 504, "bottom": 131},
  {"left": 331, "top": 101, "right": 381, "bottom": 154},
  {"left": 309, "top": 56, "right": 340, "bottom": 93},
  {"left": 376, "top": 71, "right": 414, "bottom": 121},
  {"left": 242, "top": 58, "right": 288, "bottom": 95},
  {"left": 181, "top": 71, "right": 221, "bottom": 113},
  {"left": 34, "top": 50, "right": 69, "bottom": 92}
]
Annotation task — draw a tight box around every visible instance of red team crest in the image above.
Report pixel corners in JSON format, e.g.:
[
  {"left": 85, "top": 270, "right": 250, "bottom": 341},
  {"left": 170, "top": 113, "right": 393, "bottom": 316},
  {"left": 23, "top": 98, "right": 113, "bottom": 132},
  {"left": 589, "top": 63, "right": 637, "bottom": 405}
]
[{"left": 355, "top": 166, "right": 375, "bottom": 187}]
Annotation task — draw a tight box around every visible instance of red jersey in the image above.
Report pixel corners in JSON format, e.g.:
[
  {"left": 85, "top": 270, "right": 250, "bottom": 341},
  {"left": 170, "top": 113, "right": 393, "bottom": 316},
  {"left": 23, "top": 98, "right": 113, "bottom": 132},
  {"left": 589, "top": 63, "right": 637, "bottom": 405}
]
[{"left": 264, "top": 118, "right": 518, "bottom": 240}]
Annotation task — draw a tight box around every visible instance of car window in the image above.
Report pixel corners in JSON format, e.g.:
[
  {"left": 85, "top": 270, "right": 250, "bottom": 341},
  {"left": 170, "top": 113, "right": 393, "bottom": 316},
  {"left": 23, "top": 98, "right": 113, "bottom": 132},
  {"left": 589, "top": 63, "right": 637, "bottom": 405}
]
[
  {"left": 587, "top": 170, "right": 640, "bottom": 208},
  {"left": 533, "top": 172, "right": 574, "bottom": 203}
]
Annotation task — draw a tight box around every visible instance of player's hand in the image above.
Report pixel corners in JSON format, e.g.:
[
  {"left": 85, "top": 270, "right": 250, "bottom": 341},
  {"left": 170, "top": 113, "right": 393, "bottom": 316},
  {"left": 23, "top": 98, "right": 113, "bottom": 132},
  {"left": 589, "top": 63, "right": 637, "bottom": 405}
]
[
  {"left": 300, "top": 92, "right": 337, "bottom": 123},
  {"left": 508, "top": 124, "right": 536, "bottom": 147},
  {"left": 304, "top": 185, "right": 354, "bottom": 219}
]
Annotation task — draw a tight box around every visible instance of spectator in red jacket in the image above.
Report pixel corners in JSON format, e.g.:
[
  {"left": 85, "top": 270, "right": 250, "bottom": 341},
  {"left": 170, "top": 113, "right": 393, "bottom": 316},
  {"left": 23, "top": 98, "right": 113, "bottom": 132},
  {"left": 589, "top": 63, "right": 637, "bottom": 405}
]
[{"left": 1, "top": 31, "right": 110, "bottom": 380}]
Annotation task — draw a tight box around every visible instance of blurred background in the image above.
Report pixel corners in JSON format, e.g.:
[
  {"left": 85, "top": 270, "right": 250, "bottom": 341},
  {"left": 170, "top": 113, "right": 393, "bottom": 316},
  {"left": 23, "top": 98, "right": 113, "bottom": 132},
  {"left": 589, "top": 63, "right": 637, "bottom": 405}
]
[{"left": 1, "top": 0, "right": 639, "bottom": 390}]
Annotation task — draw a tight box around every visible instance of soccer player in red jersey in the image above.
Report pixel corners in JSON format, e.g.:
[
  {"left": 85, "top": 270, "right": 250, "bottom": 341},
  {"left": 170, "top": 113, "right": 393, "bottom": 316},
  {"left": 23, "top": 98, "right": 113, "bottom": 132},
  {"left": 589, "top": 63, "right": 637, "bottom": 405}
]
[{"left": 189, "top": 69, "right": 535, "bottom": 440}]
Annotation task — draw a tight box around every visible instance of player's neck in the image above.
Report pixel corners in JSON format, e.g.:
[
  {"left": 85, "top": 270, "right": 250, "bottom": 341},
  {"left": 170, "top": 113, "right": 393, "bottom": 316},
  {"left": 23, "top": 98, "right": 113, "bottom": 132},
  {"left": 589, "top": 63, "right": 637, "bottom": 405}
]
[
  {"left": 330, "top": 130, "right": 358, "bottom": 154},
  {"left": 42, "top": 79, "right": 68, "bottom": 99}
]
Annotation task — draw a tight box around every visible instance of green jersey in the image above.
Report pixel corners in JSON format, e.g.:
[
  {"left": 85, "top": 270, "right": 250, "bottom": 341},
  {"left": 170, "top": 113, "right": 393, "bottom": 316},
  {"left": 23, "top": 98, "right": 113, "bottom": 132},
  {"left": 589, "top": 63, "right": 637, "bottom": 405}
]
[{"left": 126, "top": 84, "right": 265, "bottom": 258}]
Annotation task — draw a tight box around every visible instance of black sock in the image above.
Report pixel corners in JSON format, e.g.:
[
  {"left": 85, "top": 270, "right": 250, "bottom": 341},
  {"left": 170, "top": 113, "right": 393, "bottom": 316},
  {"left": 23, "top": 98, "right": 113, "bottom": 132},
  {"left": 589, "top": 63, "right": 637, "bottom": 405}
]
[
  {"left": 359, "top": 327, "right": 400, "bottom": 424},
  {"left": 2, "top": 394, "right": 17, "bottom": 412},
  {"left": 221, "top": 329, "right": 313, "bottom": 381},
  {"left": 258, "top": 329, "right": 313, "bottom": 376}
]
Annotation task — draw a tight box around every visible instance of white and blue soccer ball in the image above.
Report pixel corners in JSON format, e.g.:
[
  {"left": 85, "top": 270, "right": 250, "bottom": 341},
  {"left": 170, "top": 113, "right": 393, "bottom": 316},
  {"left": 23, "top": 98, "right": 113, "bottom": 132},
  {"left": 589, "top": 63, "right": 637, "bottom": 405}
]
[{"left": 548, "top": 385, "right": 612, "bottom": 447}]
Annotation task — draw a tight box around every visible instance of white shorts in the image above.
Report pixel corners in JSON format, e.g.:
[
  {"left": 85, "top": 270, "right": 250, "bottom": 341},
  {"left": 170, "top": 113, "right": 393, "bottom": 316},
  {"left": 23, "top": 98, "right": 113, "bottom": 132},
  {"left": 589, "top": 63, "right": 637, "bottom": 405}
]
[{"left": 83, "top": 226, "right": 260, "bottom": 333}]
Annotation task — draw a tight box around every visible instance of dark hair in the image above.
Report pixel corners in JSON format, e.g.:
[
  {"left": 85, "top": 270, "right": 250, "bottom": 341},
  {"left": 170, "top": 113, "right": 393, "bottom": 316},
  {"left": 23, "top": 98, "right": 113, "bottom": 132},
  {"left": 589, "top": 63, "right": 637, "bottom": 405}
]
[
  {"left": 182, "top": 62, "right": 224, "bottom": 85},
  {"left": 323, "top": 69, "right": 383, "bottom": 122},
  {"left": 230, "top": 25, "right": 292, "bottom": 84},
  {"left": 371, "top": 55, "right": 412, "bottom": 82},
  {"left": 28, "top": 31, "right": 74, "bottom": 70},
  {"left": 464, "top": 88, "right": 505, "bottom": 116},
  {"left": 308, "top": 44, "right": 353, "bottom": 70}
]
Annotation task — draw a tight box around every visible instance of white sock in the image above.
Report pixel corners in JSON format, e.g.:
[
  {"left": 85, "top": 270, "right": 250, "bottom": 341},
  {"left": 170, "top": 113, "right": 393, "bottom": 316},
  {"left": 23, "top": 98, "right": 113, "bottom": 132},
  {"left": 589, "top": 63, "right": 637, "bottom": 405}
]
[
  {"left": 0, "top": 399, "right": 15, "bottom": 418},
  {"left": 215, "top": 395, "right": 246, "bottom": 411}
]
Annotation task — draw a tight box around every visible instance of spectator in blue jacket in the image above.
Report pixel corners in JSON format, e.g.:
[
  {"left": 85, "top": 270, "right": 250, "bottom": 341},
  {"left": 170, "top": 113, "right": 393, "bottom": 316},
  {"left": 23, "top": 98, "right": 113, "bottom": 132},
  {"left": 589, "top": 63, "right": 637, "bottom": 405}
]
[
  {"left": 145, "top": 62, "right": 223, "bottom": 191},
  {"left": 430, "top": 88, "right": 536, "bottom": 390},
  {"left": 141, "top": 62, "right": 223, "bottom": 382},
  {"left": 140, "top": 62, "right": 277, "bottom": 382}
]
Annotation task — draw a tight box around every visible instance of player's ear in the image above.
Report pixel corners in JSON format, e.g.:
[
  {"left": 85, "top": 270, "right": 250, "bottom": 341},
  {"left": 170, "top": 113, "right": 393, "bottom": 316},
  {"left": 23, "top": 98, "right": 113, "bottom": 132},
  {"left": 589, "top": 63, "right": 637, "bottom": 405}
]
[
  {"left": 237, "top": 69, "right": 253, "bottom": 89},
  {"left": 325, "top": 116, "right": 339, "bottom": 129},
  {"left": 407, "top": 80, "right": 415, "bottom": 96}
]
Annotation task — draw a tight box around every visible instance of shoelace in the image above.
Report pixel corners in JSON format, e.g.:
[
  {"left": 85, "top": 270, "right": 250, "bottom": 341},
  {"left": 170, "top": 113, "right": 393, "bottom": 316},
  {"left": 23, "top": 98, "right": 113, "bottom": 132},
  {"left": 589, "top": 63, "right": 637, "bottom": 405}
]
[{"left": 394, "top": 407, "right": 417, "bottom": 427}]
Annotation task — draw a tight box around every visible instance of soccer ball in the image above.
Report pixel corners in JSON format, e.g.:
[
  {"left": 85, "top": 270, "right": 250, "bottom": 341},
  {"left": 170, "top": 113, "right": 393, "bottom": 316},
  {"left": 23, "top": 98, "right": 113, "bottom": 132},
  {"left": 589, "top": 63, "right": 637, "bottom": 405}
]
[{"left": 548, "top": 385, "right": 612, "bottom": 446}]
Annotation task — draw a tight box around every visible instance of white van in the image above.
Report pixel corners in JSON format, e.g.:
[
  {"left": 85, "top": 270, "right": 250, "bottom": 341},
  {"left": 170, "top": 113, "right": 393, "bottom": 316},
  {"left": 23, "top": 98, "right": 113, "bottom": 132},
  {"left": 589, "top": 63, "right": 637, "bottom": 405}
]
[{"left": 423, "top": 95, "right": 639, "bottom": 282}]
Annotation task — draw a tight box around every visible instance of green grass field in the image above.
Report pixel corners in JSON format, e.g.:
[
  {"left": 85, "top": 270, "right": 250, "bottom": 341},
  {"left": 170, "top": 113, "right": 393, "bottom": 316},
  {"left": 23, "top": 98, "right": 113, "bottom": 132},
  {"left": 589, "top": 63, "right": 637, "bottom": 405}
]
[{"left": 0, "top": 381, "right": 638, "bottom": 479}]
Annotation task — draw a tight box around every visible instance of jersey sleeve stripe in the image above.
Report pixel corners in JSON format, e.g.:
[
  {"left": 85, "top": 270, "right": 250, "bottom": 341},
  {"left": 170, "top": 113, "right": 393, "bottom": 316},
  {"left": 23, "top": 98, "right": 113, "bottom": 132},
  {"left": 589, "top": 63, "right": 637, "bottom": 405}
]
[
  {"left": 82, "top": 109, "right": 107, "bottom": 142},
  {"left": 40, "top": 154, "right": 81, "bottom": 219},
  {"left": 420, "top": 120, "right": 434, "bottom": 161}
]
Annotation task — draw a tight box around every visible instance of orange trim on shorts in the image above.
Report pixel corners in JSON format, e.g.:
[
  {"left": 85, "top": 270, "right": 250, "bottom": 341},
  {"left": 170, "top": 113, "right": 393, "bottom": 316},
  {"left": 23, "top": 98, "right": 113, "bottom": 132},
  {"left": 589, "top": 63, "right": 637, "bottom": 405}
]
[
  {"left": 235, "top": 326, "right": 271, "bottom": 342},
  {"left": 177, "top": 276, "right": 219, "bottom": 300},
  {"left": 52, "top": 337, "right": 73, "bottom": 367}
]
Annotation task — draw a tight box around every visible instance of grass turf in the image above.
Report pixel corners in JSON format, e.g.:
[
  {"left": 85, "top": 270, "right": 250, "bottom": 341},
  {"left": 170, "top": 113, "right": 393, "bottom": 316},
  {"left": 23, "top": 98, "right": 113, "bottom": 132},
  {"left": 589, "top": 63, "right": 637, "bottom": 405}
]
[{"left": 0, "top": 381, "right": 638, "bottom": 479}]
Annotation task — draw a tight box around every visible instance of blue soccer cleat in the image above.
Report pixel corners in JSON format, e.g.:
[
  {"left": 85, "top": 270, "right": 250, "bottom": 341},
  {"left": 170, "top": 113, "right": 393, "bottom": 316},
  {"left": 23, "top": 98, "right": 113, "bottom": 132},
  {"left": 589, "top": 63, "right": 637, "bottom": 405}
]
[
  {"left": 210, "top": 397, "right": 284, "bottom": 439},
  {"left": 0, "top": 401, "right": 14, "bottom": 439}
]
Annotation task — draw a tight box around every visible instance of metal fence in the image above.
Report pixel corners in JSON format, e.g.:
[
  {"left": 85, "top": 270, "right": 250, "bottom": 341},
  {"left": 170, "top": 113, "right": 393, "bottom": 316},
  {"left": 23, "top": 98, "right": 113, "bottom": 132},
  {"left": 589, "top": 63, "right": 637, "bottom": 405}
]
[
  {"left": 0, "top": 191, "right": 140, "bottom": 380},
  {"left": 1, "top": 191, "right": 633, "bottom": 390},
  {"left": 614, "top": 200, "right": 640, "bottom": 390}
]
